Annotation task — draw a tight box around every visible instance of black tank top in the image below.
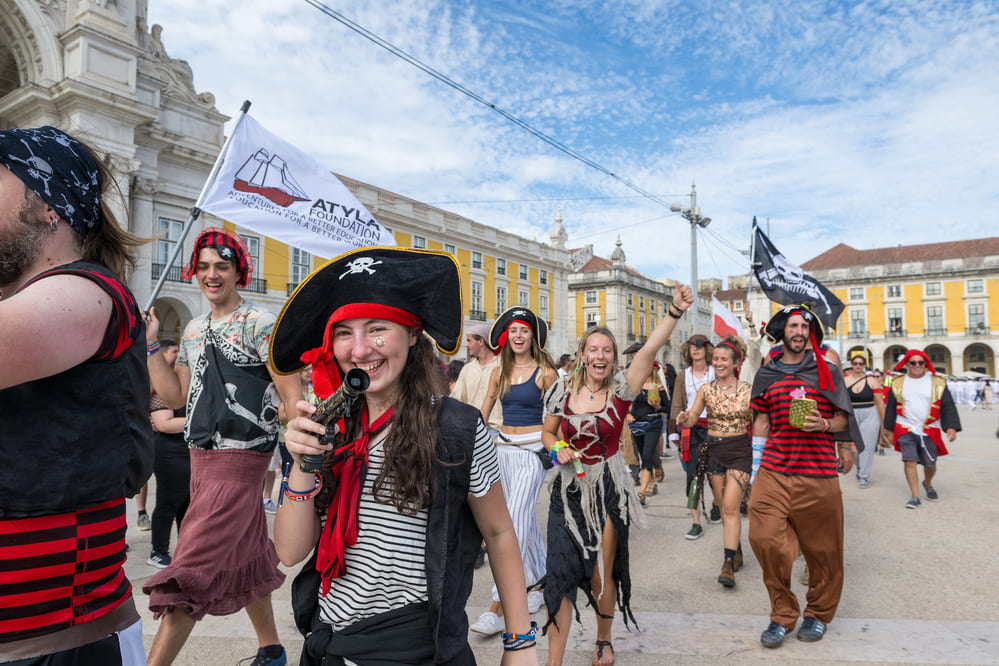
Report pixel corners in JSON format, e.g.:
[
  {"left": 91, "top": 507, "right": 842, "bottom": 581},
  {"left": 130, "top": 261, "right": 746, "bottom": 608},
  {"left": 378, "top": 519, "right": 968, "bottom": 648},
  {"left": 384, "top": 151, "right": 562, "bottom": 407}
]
[{"left": 848, "top": 376, "right": 875, "bottom": 407}]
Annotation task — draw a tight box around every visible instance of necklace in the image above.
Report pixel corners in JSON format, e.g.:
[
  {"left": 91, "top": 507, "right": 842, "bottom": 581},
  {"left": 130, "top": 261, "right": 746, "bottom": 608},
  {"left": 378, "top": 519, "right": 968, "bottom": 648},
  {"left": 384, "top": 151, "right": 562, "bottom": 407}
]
[
  {"left": 513, "top": 360, "right": 535, "bottom": 368},
  {"left": 716, "top": 380, "right": 737, "bottom": 392},
  {"left": 583, "top": 383, "right": 606, "bottom": 400}
]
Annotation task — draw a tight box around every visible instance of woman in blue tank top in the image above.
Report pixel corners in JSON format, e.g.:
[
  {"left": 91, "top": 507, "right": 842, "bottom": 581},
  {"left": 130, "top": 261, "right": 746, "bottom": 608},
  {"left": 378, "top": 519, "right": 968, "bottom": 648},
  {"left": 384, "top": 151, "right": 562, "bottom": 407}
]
[{"left": 470, "top": 307, "right": 558, "bottom": 637}]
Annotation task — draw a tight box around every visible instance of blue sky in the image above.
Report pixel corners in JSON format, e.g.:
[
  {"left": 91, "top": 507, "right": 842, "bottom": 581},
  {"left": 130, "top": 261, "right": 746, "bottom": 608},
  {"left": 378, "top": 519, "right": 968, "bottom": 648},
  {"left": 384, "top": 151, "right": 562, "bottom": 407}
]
[{"left": 147, "top": 0, "right": 999, "bottom": 286}]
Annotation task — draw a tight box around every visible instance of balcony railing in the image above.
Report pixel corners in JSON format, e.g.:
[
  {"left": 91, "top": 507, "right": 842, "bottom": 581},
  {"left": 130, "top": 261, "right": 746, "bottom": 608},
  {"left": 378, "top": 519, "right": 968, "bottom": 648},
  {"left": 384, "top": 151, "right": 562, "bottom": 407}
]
[
  {"left": 242, "top": 277, "right": 267, "bottom": 293},
  {"left": 966, "top": 325, "right": 990, "bottom": 335},
  {"left": 469, "top": 309, "right": 487, "bottom": 322},
  {"left": 847, "top": 329, "right": 868, "bottom": 340},
  {"left": 886, "top": 327, "right": 906, "bottom": 337},
  {"left": 151, "top": 262, "right": 185, "bottom": 283},
  {"left": 287, "top": 282, "right": 299, "bottom": 296},
  {"left": 925, "top": 327, "right": 947, "bottom": 337}
]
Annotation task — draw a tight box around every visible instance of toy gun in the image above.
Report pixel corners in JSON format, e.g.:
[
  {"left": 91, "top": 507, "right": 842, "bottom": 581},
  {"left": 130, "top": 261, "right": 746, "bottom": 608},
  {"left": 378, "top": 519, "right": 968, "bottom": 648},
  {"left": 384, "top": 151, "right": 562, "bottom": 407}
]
[
  {"left": 549, "top": 440, "right": 585, "bottom": 478},
  {"left": 299, "top": 368, "right": 370, "bottom": 473}
]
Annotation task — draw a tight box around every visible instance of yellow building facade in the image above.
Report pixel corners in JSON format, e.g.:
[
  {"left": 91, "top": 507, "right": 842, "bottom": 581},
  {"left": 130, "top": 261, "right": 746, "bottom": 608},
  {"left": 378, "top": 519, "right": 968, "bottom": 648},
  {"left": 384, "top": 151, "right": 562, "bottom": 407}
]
[{"left": 787, "top": 239, "right": 999, "bottom": 375}]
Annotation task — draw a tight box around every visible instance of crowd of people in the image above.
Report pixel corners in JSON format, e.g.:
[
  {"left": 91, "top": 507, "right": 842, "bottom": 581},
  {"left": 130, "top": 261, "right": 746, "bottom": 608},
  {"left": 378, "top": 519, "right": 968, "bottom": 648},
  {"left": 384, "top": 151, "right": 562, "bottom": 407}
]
[{"left": 0, "top": 124, "right": 976, "bottom": 665}]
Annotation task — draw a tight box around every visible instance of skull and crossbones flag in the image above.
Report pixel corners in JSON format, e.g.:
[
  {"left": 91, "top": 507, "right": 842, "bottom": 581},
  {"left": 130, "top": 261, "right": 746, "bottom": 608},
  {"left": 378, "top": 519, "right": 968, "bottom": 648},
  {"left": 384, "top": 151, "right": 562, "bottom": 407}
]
[
  {"left": 751, "top": 218, "right": 844, "bottom": 330},
  {"left": 200, "top": 115, "right": 395, "bottom": 258}
]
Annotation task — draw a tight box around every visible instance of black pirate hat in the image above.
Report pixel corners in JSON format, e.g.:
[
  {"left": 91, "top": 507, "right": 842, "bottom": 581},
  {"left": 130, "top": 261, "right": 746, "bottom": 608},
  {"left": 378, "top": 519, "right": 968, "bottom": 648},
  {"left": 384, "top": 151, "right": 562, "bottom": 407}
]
[
  {"left": 269, "top": 246, "right": 462, "bottom": 377},
  {"left": 763, "top": 304, "right": 824, "bottom": 347},
  {"left": 489, "top": 306, "right": 548, "bottom": 350}
]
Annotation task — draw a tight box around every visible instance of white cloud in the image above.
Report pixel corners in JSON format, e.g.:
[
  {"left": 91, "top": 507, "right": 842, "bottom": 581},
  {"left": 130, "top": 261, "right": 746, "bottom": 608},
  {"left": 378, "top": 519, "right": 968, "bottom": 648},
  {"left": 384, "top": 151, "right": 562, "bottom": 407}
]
[{"left": 148, "top": 0, "right": 999, "bottom": 286}]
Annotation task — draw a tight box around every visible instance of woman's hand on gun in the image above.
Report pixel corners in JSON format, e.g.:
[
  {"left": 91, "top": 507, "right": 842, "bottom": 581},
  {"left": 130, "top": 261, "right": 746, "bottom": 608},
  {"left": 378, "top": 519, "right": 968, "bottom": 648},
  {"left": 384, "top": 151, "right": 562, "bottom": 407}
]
[{"left": 284, "top": 400, "right": 333, "bottom": 464}]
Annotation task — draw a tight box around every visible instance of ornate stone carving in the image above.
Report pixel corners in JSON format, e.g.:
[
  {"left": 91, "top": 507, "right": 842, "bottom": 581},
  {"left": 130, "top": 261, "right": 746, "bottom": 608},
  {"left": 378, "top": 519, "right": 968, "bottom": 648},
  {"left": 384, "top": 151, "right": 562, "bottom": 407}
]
[
  {"left": 136, "top": 19, "right": 216, "bottom": 109},
  {"left": 131, "top": 174, "right": 159, "bottom": 196}
]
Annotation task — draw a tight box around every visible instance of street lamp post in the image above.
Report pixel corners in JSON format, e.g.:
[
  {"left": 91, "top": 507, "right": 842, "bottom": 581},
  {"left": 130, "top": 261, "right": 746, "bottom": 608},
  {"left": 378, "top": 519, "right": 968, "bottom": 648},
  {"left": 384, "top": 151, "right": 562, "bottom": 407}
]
[{"left": 671, "top": 183, "right": 711, "bottom": 337}]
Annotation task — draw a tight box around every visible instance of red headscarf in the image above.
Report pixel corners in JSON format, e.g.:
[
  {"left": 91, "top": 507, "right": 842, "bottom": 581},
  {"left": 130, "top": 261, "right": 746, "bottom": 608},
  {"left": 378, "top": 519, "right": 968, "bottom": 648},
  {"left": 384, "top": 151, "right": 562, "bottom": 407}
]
[
  {"left": 181, "top": 227, "right": 254, "bottom": 287},
  {"left": 893, "top": 349, "right": 936, "bottom": 375}
]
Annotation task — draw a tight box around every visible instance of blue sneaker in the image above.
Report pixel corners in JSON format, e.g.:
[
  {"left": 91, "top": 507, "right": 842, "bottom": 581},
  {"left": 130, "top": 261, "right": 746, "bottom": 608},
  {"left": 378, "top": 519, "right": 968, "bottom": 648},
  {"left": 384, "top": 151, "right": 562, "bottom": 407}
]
[
  {"left": 240, "top": 646, "right": 286, "bottom": 666},
  {"left": 797, "top": 616, "right": 826, "bottom": 642},
  {"left": 760, "top": 621, "right": 787, "bottom": 648}
]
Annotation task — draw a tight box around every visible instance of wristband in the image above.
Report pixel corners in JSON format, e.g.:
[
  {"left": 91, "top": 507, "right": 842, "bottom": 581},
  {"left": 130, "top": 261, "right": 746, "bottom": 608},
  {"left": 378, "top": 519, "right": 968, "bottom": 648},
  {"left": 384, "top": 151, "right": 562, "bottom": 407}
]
[
  {"left": 146, "top": 341, "right": 160, "bottom": 356},
  {"left": 502, "top": 621, "right": 539, "bottom": 645},
  {"left": 280, "top": 473, "right": 323, "bottom": 506},
  {"left": 667, "top": 304, "right": 683, "bottom": 319},
  {"left": 822, "top": 417, "right": 830, "bottom": 432}
]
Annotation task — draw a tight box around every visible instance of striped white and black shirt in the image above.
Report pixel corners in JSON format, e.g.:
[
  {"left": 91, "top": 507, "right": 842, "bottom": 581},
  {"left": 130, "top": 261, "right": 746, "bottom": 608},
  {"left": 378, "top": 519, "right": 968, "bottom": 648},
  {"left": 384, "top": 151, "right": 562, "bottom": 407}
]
[{"left": 318, "top": 417, "right": 499, "bottom": 631}]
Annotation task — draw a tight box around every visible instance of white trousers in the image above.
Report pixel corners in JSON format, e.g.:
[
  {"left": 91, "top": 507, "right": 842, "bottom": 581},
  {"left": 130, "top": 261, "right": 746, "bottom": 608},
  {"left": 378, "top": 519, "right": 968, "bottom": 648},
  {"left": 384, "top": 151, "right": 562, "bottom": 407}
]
[
  {"left": 854, "top": 405, "right": 880, "bottom": 482},
  {"left": 491, "top": 436, "right": 547, "bottom": 601}
]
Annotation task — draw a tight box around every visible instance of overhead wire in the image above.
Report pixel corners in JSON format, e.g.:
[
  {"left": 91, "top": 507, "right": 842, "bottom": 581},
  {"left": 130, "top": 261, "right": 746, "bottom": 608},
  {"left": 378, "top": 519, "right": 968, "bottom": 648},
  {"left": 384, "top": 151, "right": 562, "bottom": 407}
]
[{"left": 301, "top": 0, "right": 675, "bottom": 212}]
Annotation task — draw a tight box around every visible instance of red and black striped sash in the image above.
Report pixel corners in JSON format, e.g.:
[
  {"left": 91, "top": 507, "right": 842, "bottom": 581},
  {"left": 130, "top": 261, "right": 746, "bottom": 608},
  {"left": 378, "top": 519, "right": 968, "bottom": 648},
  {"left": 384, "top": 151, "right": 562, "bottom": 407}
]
[{"left": 0, "top": 497, "right": 131, "bottom": 642}]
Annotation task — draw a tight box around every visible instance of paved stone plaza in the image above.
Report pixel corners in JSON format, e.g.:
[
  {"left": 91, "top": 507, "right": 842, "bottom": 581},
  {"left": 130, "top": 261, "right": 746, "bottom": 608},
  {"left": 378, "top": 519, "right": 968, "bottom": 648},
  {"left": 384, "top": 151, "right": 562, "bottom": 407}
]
[{"left": 128, "top": 403, "right": 999, "bottom": 664}]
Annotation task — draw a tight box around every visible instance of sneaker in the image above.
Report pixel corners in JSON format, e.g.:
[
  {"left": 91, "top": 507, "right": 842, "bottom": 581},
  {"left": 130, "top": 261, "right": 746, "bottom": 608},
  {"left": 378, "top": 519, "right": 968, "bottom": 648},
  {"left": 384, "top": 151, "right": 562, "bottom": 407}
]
[
  {"left": 684, "top": 523, "right": 703, "bottom": 540},
  {"left": 905, "top": 497, "right": 921, "bottom": 509},
  {"left": 661, "top": 448, "right": 676, "bottom": 460},
  {"left": 924, "top": 485, "right": 939, "bottom": 501},
  {"left": 797, "top": 616, "right": 826, "bottom": 642},
  {"left": 709, "top": 504, "right": 722, "bottom": 524},
  {"left": 800, "top": 564, "right": 809, "bottom": 586},
  {"left": 240, "top": 646, "right": 287, "bottom": 666},
  {"left": 858, "top": 478, "right": 869, "bottom": 489},
  {"left": 760, "top": 621, "right": 787, "bottom": 648},
  {"left": 136, "top": 511, "right": 151, "bottom": 531},
  {"left": 527, "top": 589, "right": 544, "bottom": 614},
  {"left": 147, "top": 551, "right": 172, "bottom": 568},
  {"left": 469, "top": 611, "right": 505, "bottom": 636},
  {"left": 717, "top": 558, "right": 735, "bottom": 588},
  {"left": 263, "top": 498, "right": 278, "bottom": 514}
]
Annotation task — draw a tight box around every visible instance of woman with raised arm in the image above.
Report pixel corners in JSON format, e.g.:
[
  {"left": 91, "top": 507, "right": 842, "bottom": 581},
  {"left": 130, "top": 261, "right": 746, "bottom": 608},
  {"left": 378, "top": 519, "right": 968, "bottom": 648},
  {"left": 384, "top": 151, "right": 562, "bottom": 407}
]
[
  {"left": 470, "top": 307, "right": 559, "bottom": 636},
  {"left": 676, "top": 334, "right": 752, "bottom": 588},
  {"left": 273, "top": 248, "right": 538, "bottom": 666},
  {"left": 541, "top": 284, "right": 693, "bottom": 666}
]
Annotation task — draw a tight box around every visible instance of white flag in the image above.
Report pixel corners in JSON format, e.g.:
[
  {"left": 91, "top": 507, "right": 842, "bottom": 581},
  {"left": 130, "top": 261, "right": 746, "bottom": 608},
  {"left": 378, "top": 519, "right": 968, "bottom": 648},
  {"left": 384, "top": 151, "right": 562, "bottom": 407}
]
[
  {"left": 712, "top": 295, "right": 744, "bottom": 340},
  {"left": 200, "top": 115, "right": 395, "bottom": 257}
]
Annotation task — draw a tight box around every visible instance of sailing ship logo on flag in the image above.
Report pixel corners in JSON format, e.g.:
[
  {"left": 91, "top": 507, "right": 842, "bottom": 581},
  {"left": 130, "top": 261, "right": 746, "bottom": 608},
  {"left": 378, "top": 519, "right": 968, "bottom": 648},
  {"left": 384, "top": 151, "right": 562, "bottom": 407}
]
[{"left": 232, "top": 149, "right": 309, "bottom": 207}]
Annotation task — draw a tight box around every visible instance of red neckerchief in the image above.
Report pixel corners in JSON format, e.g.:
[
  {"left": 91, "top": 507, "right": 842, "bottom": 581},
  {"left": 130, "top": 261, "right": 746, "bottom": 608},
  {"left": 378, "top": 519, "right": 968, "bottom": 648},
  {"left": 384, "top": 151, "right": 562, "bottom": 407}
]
[{"left": 317, "top": 403, "right": 394, "bottom": 595}]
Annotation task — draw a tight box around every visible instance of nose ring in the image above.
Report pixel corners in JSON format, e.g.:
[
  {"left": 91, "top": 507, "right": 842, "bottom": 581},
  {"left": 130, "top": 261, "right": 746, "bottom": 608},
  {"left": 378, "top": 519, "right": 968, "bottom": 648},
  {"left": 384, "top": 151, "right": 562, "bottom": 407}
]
[{"left": 374, "top": 336, "right": 385, "bottom": 348}]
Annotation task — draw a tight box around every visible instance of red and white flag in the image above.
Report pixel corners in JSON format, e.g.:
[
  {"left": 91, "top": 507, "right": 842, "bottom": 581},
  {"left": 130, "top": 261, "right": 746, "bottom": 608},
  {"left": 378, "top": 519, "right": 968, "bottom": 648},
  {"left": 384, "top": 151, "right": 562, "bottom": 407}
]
[
  {"left": 200, "top": 115, "right": 395, "bottom": 258},
  {"left": 712, "top": 295, "right": 745, "bottom": 340}
]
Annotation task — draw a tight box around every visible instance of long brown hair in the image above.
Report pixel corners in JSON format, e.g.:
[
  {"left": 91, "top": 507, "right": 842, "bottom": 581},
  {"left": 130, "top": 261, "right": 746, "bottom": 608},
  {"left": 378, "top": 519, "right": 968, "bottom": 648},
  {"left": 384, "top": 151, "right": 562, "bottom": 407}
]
[
  {"left": 570, "top": 325, "right": 619, "bottom": 395},
  {"left": 495, "top": 335, "right": 556, "bottom": 400},
  {"left": 317, "top": 332, "right": 445, "bottom": 515},
  {"left": 78, "top": 146, "right": 147, "bottom": 280}
]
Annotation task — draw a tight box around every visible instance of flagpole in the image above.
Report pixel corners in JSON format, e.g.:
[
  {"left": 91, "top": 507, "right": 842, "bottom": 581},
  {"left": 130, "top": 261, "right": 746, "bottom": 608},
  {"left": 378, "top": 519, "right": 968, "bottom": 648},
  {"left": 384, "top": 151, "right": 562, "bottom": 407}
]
[{"left": 144, "top": 100, "right": 253, "bottom": 313}]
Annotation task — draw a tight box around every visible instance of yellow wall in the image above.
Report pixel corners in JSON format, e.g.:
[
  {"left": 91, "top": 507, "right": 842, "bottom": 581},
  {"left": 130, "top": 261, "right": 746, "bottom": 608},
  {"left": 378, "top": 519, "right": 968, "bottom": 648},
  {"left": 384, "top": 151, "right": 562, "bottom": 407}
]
[
  {"left": 944, "top": 280, "right": 963, "bottom": 330},
  {"left": 903, "top": 284, "right": 922, "bottom": 333},
  {"left": 868, "top": 289, "right": 885, "bottom": 334}
]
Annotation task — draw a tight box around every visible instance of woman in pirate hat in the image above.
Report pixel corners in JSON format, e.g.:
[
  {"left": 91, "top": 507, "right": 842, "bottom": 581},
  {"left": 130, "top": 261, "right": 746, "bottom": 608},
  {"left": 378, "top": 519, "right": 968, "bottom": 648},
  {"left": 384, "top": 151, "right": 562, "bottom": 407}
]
[
  {"left": 272, "top": 247, "right": 538, "bottom": 665},
  {"left": 470, "top": 307, "right": 558, "bottom": 636},
  {"left": 541, "top": 284, "right": 693, "bottom": 666}
]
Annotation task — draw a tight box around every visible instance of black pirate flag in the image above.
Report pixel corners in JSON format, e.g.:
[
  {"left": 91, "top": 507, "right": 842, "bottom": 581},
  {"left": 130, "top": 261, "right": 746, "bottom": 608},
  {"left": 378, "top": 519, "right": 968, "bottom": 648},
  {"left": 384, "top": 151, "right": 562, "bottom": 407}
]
[{"left": 751, "top": 218, "right": 844, "bottom": 330}]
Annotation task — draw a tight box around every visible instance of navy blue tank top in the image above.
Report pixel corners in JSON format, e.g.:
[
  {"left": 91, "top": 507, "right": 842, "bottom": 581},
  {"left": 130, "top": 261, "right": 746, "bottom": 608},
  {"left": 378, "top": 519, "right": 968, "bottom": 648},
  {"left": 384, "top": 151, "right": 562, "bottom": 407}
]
[{"left": 500, "top": 367, "right": 544, "bottom": 427}]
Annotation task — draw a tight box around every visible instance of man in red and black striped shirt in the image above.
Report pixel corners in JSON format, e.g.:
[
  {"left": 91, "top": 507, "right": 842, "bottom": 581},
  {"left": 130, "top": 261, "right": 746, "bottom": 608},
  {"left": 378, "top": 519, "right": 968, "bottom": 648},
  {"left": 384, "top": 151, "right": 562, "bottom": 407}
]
[
  {"left": 0, "top": 127, "right": 153, "bottom": 664},
  {"left": 748, "top": 305, "right": 860, "bottom": 649}
]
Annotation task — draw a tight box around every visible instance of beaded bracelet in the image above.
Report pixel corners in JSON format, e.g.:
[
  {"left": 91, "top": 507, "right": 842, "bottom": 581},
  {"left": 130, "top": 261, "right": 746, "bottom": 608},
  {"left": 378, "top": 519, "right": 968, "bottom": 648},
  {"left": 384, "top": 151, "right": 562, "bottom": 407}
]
[
  {"left": 146, "top": 341, "right": 160, "bottom": 356},
  {"left": 280, "top": 473, "right": 323, "bottom": 506}
]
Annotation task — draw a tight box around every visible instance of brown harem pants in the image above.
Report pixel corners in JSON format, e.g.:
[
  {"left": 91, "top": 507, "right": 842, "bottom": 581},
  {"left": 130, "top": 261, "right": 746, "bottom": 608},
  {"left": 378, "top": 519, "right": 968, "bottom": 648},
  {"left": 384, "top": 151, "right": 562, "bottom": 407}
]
[{"left": 748, "top": 468, "right": 844, "bottom": 629}]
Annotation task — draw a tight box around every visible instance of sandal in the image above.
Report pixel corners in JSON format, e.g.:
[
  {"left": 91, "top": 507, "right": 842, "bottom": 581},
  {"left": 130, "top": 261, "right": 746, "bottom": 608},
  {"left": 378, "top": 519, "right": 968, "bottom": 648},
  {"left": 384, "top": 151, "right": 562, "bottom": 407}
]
[
  {"left": 593, "top": 640, "right": 614, "bottom": 666},
  {"left": 637, "top": 491, "right": 646, "bottom": 506}
]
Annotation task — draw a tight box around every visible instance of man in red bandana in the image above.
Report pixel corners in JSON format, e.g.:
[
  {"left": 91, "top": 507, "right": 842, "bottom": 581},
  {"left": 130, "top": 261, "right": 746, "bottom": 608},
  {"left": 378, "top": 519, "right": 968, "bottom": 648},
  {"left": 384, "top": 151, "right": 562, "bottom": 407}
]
[
  {"left": 882, "top": 349, "right": 960, "bottom": 509},
  {"left": 144, "top": 227, "right": 302, "bottom": 666}
]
